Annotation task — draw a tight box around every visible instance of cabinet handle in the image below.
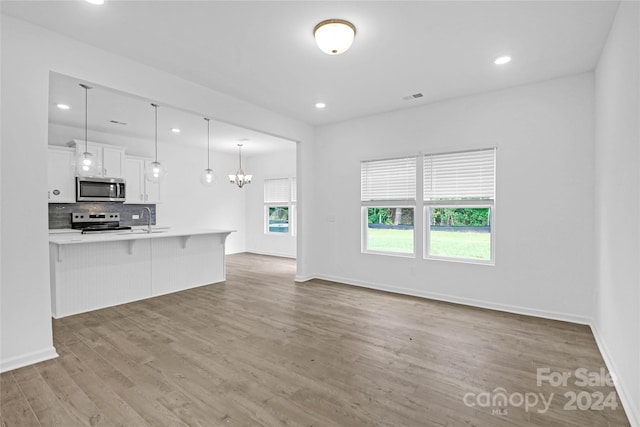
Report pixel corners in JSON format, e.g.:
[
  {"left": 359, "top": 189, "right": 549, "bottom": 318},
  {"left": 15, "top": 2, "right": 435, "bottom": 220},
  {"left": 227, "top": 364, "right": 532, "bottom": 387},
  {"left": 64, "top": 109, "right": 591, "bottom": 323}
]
[
  {"left": 104, "top": 168, "right": 107, "bottom": 176},
  {"left": 48, "top": 191, "right": 51, "bottom": 200},
  {"left": 139, "top": 194, "right": 143, "bottom": 201}
]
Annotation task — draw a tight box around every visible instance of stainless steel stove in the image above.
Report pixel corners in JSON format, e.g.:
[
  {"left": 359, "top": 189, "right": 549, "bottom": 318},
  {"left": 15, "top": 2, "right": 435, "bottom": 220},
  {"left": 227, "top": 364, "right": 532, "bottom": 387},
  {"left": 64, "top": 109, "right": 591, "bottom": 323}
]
[{"left": 71, "top": 212, "right": 132, "bottom": 234}]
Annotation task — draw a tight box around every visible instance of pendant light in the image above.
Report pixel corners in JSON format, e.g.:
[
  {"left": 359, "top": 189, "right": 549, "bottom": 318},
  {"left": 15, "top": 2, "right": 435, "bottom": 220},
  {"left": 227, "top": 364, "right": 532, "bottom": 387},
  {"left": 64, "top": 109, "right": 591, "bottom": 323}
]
[
  {"left": 144, "top": 103, "right": 167, "bottom": 183},
  {"left": 228, "top": 143, "right": 252, "bottom": 188},
  {"left": 75, "top": 84, "right": 98, "bottom": 177},
  {"left": 200, "top": 118, "right": 215, "bottom": 186}
]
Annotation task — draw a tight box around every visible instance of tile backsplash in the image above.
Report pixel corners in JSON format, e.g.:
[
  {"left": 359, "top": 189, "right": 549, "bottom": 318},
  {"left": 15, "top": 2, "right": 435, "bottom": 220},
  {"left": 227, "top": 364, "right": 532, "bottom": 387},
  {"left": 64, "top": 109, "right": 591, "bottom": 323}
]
[{"left": 49, "top": 203, "right": 156, "bottom": 229}]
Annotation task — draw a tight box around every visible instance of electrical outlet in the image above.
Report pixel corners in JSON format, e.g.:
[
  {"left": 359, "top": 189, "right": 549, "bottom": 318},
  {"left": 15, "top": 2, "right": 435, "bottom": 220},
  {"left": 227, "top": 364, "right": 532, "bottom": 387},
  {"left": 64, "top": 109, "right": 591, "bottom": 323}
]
[{"left": 132, "top": 214, "right": 139, "bottom": 220}]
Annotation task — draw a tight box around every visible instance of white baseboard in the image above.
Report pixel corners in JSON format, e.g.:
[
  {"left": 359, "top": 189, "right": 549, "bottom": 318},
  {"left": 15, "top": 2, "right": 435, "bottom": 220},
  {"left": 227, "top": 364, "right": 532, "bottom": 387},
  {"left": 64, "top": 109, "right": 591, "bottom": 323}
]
[
  {"left": 245, "top": 250, "right": 296, "bottom": 259},
  {"left": 590, "top": 322, "right": 640, "bottom": 427},
  {"left": 309, "top": 273, "right": 591, "bottom": 325},
  {"left": 294, "top": 273, "right": 316, "bottom": 282},
  {"left": 0, "top": 346, "right": 58, "bottom": 373}
]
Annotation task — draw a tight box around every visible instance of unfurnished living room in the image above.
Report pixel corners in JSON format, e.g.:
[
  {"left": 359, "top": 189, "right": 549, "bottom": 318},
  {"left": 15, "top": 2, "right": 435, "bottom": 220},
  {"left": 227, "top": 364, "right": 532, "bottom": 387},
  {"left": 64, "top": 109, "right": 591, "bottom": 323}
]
[{"left": 1, "top": 1, "right": 639, "bottom": 426}]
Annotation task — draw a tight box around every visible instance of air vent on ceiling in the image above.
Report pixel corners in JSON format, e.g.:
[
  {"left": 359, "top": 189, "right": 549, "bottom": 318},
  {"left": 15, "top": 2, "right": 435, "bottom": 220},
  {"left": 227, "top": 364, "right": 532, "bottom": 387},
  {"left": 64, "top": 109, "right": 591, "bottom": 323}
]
[
  {"left": 402, "top": 93, "right": 424, "bottom": 101},
  {"left": 109, "top": 120, "right": 128, "bottom": 125}
]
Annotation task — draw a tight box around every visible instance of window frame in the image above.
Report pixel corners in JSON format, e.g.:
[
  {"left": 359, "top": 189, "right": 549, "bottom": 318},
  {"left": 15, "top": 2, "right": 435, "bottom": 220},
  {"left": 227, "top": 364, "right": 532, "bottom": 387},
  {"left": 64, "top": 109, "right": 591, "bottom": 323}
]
[
  {"left": 264, "top": 205, "right": 290, "bottom": 235},
  {"left": 358, "top": 148, "right": 495, "bottom": 264},
  {"left": 360, "top": 155, "right": 417, "bottom": 258},
  {"left": 361, "top": 203, "right": 416, "bottom": 258},
  {"left": 264, "top": 177, "right": 295, "bottom": 236},
  {"left": 422, "top": 147, "right": 496, "bottom": 265},
  {"left": 424, "top": 202, "right": 495, "bottom": 265}
]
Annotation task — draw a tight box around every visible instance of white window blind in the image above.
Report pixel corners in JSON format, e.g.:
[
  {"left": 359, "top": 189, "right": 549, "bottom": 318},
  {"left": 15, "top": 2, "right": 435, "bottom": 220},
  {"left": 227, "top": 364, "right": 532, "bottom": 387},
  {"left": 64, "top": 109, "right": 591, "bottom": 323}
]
[
  {"left": 291, "top": 177, "right": 297, "bottom": 203},
  {"left": 423, "top": 148, "right": 495, "bottom": 201},
  {"left": 264, "top": 178, "right": 290, "bottom": 203},
  {"left": 361, "top": 157, "right": 416, "bottom": 201}
]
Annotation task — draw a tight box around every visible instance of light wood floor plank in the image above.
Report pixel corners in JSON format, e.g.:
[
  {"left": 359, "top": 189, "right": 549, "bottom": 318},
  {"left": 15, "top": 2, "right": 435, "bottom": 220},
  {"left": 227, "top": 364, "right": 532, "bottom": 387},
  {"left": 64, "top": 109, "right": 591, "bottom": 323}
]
[
  {"left": 11, "top": 366, "right": 84, "bottom": 427},
  {"left": 0, "top": 373, "right": 41, "bottom": 427}
]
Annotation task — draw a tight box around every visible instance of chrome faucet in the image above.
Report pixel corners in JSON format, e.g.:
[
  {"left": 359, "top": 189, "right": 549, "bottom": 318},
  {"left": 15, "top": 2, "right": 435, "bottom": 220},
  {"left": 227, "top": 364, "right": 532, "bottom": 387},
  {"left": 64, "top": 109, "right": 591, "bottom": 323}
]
[{"left": 141, "top": 207, "right": 152, "bottom": 233}]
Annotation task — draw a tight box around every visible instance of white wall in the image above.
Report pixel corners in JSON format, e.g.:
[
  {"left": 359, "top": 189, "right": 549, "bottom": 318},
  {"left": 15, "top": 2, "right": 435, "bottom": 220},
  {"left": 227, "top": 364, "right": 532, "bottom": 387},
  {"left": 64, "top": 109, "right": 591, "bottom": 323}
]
[
  {"left": 594, "top": 2, "right": 640, "bottom": 425},
  {"left": 310, "top": 73, "right": 595, "bottom": 323},
  {"left": 49, "top": 123, "right": 247, "bottom": 254},
  {"left": 245, "top": 149, "right": 297, "bottom": 258},
  {"left": 158, "top": 143, "right": 247, "bottom": 254},
  {"left": 0, "top": 15, "right": 313, "bottom": 372}
]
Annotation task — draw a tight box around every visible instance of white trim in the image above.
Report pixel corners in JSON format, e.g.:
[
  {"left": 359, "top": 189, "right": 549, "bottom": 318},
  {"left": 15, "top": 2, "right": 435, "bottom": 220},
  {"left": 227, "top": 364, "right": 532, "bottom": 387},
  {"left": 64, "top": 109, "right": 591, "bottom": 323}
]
[
  {"left": 294, "top": 273, "right": 316, "bottom": 282},
  {"left": 424, "top": 204, "right": 495, "bottom": 265},
  {"left": 306, "top": 273, "right": 591, "bottom": 324},
  {"left": 590, "top": 322, "right": 640, "bottom": 427},
  {"left": 361, "top": 205, "right": 416, "bottom": 256},
  {"left": 0, "top": 347, "right": 59, "bottom": 373},
  {"left": 246, "top": 250, "right": 296, "bottom": 259}
]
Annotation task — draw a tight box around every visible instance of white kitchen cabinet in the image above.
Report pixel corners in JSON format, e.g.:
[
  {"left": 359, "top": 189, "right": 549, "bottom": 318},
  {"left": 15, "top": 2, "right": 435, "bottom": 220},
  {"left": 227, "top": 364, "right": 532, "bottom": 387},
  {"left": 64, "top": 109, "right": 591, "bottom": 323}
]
[
  {"left": 47, "top": 146, "right": 76, "bottom": 203},
  {"left": 124, "top": 156, "right": 161, "bottom": 204},
  {"left": 69, "top": 140, "right": 125, "bottom": 178},
  {"left": 102, "top": 146, "right": 124, "bottom": 178}
]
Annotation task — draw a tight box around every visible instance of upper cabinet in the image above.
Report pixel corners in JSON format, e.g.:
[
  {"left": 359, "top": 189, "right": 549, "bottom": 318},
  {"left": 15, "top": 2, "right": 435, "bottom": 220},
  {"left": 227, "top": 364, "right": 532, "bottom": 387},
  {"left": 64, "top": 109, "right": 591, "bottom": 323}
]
[
  {"left": 124, "top": 156, "right": 161, "bottom": 204},
  {"left": 47, "top": 146, "right": 76, "bottom": 203},
  {"left": 69, "top": 140, "right": 125, "bottom": 178}
]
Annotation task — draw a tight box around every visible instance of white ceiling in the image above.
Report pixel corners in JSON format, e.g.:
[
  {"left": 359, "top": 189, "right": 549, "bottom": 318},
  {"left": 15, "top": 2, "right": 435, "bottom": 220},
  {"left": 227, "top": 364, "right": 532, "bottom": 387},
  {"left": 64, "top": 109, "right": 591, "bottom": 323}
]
[
  {"left": 48, "top": 72, "right": 296, "bottom": 157},
  {"left": 3, "top": 1, "right": 619, "bottom": 126}
]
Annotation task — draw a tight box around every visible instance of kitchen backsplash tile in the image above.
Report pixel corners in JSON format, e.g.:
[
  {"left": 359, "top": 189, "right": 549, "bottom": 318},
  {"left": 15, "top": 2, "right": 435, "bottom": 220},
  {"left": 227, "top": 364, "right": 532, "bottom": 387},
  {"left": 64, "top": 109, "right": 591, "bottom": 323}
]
[{"left": 49, "top": 203, "right": 156, "bottom": 229}]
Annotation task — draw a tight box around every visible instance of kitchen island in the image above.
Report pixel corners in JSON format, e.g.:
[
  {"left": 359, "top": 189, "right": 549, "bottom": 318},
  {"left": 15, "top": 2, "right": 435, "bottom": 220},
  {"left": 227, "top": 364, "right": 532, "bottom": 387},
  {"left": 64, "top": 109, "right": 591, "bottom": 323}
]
[{"left": 49, "top": 228, "right": 234, "bottom": 318}]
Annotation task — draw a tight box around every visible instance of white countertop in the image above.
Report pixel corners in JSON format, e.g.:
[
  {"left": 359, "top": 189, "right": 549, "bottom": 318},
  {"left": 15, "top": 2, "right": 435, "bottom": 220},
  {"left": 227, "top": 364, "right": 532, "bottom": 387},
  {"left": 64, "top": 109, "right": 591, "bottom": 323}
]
[{"left": 49, "top": 227, "right": 235, "bottom": 245}]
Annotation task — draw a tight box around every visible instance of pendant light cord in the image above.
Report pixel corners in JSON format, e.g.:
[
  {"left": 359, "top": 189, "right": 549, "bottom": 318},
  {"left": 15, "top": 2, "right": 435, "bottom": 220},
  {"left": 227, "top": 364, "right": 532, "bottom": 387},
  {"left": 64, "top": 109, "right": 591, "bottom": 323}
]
[
  {"left": 79, "top": 84, "right": 91, "bottom": 153},
  {"left": 238, "top": 144, "right": 242, "bottom": 169},
  {"left": 84, "top": 86, "right": 88, "bottom": 152},
  {"left": 205, "top": 118, "right": 211, "bottom": 169},
  {"left": 151, "top": 103, "right": 158, "bottom": 162}
]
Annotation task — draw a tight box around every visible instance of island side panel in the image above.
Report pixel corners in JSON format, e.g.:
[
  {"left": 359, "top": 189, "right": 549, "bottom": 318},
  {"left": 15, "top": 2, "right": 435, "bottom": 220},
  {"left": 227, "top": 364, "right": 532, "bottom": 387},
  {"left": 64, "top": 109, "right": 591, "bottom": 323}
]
[
  {"left": 150, "top": 233, "right": 226, "bottom": 297},
  {"left": 49, "top": 240, "right": 152, "bottom": 318}
]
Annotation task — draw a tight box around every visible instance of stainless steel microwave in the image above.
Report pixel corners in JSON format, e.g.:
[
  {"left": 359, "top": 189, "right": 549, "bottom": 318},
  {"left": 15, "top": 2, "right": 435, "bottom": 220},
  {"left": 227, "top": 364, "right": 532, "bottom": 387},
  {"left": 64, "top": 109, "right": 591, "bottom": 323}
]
[{"left": 76, "top": 177, "right": 126, "bottom": 202}]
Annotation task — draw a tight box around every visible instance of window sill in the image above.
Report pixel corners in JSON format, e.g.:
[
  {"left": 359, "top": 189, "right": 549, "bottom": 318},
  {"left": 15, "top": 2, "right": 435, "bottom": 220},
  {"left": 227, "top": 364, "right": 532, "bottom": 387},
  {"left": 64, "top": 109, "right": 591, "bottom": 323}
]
[
  {"left": 424, "top": 255, "right": 495, "bottom": 266},
  {"left": 362, "top": 250, "right": 415, "bottom": 259}
]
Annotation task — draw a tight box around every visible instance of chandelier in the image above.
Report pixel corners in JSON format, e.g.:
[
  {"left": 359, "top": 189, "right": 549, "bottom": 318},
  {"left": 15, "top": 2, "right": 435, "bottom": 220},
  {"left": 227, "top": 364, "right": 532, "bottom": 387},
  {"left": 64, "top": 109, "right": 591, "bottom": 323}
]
[{"left": 228, "top": 143, "right": 252, "bottom": 188}]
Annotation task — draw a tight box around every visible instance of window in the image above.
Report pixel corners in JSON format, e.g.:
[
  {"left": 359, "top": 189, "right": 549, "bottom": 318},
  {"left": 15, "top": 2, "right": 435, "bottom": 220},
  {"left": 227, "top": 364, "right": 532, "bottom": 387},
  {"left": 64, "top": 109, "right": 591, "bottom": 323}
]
[
  {"left": 361, "top": 157, "right": 416, "bottom": 256},
  {"left": 264, "top": 178, "right": 295, "bottom": 235},
  {"left": 423, "top": 148, "right": 496, "bottom": 263}
]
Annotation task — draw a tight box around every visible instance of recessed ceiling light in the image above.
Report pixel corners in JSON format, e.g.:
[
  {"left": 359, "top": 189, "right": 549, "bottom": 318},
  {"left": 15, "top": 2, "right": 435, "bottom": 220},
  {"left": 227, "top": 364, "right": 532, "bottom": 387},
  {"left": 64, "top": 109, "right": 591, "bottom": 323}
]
[
  {"left": 315, "top": 102, "right": 326, "bottom": 109},
  {"left": 56, "top": 104, "right": 70, "bottom": 110},
  {"left": 85, "top": 0, "right": 105, "bottom": 5},
  {"left": 170, "top": 128, "right": 181, "bottom": 133},
  {"left": 494, "top": 56, "right": 512, "bottom": 65}
]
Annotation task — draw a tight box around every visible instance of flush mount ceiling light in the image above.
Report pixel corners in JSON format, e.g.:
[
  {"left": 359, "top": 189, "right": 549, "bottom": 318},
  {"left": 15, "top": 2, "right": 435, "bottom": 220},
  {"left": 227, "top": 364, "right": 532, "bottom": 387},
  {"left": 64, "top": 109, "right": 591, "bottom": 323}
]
[
  {"left": 228, "top": 143, "right": 252, "bottom": 188},
  {"left": 75, "top": 84, "right": 98, "bottom": 177},
  {"left": 200, "top": 118, "right": 215, "bottom": 187},
  {"left": 314, "top": 19, "right": 356, "bottom": 55},
  {"left": 494, "top": 55, "right": 512, "bottom": 65},
  {"left": 170, "top": 128, "right": 181, "bottom": 133},
  {"left": 56, "top": 103, "right": 70, "bottom": 110},
  {"left": 144, "top": 103, "right": 167, "bottom": 183},
  {"left": 315, "top": 102, "right": 326, "bottom": 109},
  {"left": 85, "top": 0, "right": 105, "bottom": 5}
]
